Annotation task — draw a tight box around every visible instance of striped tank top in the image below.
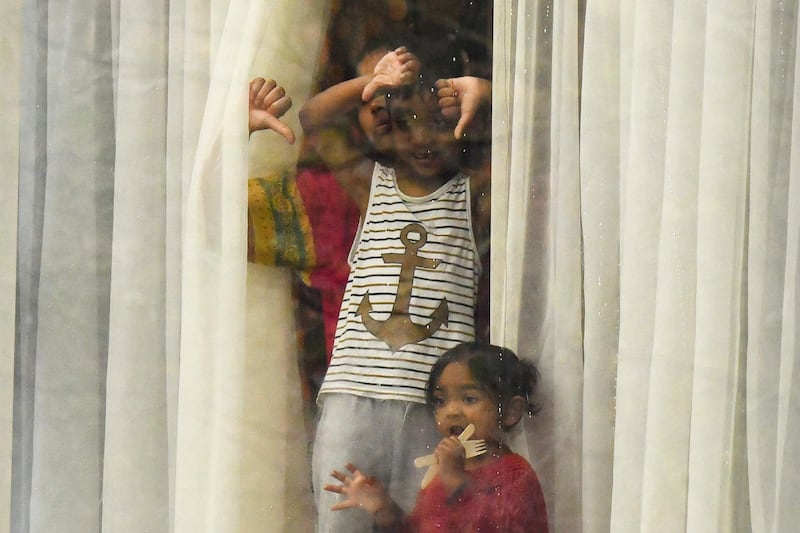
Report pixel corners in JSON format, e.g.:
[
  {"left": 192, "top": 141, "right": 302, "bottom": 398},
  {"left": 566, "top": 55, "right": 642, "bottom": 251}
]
[{"left": 319, "top": 162, "right": 480, "bottom": 403}]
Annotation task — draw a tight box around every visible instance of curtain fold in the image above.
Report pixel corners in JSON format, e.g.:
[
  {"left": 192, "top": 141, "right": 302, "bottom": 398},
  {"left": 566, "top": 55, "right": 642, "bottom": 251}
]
[
  {"left": 15, "top": 1, "right": 116, "bottom": 531},
  {"left": 101, "top": 1, "right": 170, "bottom": 531},
  {"left": 493, "top": 1, "right": 585, "bottom": 532},
  {"left": 1, "top": 2, "right": 23, "bottom": 531},
  {"left": 10, "top": 3, "right": 47, "bottom": 531},
  {"left": 174, "top": 0, "right": 326, "bottom": 531},
  {"left": 748, "top": 4, "right": 800, "bottom": 533},
  {"left": 683, "top": 2, "right": 752, "bottom": 531},
  {"left": 8, "top": 0, "right": 327, "bottom": 531},
  {"left": 579, "top": 2, "right": 621, "bottom": 531}
]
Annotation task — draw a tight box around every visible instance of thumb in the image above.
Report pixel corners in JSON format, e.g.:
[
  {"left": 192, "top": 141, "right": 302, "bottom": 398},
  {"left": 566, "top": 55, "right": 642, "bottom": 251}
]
[
  {"left": 262, "top": 114, "right": 296, "bottom": 144},
  {"left": 453, "top": 110, "right": 475, "bottom": 139},
  {"left": 362, "top": 80, "right": 377, "bottom": 102}
]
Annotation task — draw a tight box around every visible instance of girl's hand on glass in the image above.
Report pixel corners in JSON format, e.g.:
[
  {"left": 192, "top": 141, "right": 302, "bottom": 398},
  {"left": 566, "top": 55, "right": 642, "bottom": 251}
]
[{"left": 324, "top": 463, "right": 391, "bottom": 514}]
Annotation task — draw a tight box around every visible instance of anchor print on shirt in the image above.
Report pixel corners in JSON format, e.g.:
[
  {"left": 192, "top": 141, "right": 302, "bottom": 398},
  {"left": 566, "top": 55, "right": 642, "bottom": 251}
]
[{"left": 357, "top": 222, "right": 449, "bottom": 351}]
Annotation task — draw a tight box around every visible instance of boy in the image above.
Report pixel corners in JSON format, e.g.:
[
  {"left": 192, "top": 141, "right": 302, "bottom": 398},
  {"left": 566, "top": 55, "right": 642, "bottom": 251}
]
[{"left": 302, "top": 43, "right": 492, "bottom": 532}]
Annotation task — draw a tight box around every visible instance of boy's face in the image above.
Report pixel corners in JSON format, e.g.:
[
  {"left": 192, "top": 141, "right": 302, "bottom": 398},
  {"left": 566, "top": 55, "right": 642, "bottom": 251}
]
[
  {"left": 357, "top": 49, "right": 392, "bottom": 153},
  {"left": 358, "top": 96, "right": 391, "bottom": 151},
  {"left": 389, "top": 91, "right": 460, "bottom": 180}
]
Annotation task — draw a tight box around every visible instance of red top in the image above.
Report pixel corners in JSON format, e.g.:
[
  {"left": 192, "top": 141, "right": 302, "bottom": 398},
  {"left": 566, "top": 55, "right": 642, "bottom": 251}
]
[
  {"left": 403, "top": 453, "right": 549, "bottom": 533},
  {"left": 295, "top": 167, "right": 359, "bottom": 361}
]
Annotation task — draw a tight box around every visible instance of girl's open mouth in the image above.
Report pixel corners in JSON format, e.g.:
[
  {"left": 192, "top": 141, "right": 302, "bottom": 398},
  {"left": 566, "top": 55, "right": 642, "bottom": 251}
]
[{"left": 448, "top": 425, "right": 465, "bottom": 436}]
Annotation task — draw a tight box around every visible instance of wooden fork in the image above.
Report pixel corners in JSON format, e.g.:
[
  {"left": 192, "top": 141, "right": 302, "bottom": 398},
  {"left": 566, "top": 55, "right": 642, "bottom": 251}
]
[
  {"left": 415, "top": 424, "right": 487, "bottom": 488},
  {"left": 413, "top": 439, "right": 487, "bottom": 468}
]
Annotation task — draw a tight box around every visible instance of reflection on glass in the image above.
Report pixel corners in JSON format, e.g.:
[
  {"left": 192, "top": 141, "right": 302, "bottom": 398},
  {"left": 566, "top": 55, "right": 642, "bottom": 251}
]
[{"left": 247, "top": 2, "right": 498, "bottom": 530}]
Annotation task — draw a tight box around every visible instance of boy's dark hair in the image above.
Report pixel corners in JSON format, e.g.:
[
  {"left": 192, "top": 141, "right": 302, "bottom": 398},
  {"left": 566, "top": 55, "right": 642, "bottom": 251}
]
[
  {"left": 346, "top": 31, "right": 411, "bottom": 79},
  {"left": 426, "top": 342, "right": 542, "bottom": 429},
  {"left": 413, "top": 34, "right": 467, "bottom": 87}
]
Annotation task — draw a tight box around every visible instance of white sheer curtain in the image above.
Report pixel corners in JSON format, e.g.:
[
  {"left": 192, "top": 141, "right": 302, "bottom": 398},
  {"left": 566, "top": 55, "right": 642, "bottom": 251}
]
[
  {"left": 4, "top": 0, "right": 326, "bottom": 532},
  {"left": 5, "top": 0, "right": 800, "bottom": 532},
  {"left": 1, "top": 2, "right": 22, "bottom": 531},
  {"left": 494, "top": 1, "right": 799, "bottom": 532}
]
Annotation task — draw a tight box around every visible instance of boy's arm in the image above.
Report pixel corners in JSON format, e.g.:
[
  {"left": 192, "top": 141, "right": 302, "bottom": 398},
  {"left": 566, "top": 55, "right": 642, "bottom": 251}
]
[
  {"left": 299, "top": 47, "right": 419, "bottom": 133},
  {"left": 299, "top": 75, "right": 373, "bottom": 133}
]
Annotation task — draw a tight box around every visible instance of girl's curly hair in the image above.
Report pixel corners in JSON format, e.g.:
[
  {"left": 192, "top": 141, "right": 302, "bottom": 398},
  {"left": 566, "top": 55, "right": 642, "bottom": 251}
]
[{"left": 426, "top": 342, "right": 542, "bottom": 430}]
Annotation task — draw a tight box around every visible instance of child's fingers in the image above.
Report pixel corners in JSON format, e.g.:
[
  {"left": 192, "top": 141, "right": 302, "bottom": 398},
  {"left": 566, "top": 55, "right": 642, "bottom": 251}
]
[
  {"left": 254, "top": 79, "right": 276, "bottom": 102},
  {"left": 434, "top": 78, "right": 450, "bottom": 90},
  {"left": 330, "top": 501, "right": 357, "bottom": 511},
  {"left": 345, "top": 463, "right": 368, "bottom": 480},
  {"left": 436, "top": 436, "right": 466, "bottom": 458},
  {"left": 396, "top": 51, "right": 420, "bottom": 75},
  {"left": 403, "top": 60, "right": 420, "bottom": 81},
  {"left": 257, "top": 80, "right": 282, "bottom": 107},
  {"left": 436, "top": 79, "right": 461, "bottom": 123},
  {"left": 329, "top": 469, "right": 350, "bottom": 483},
  {"left": 396, "top": 51, "right": 418, "bottom": 67},
  {"left": 437, "top": 79, "right": 479, "bottom": 139},
  {"left": 454, "top": 112, "right": 475, "bottom": 139},
  {"left": 436, "top": 79, "right": 456, "bottom": 99},
  {"left": 267, "top": 95, "right": 293, "bottom": 120},
  {"left": 249, "top": 77, "right": 266, "bottom": 100},
  {"left": 362, "top": 81, "right": 379, "bottom": 102},
  {"left": 439, "top": 96, "right": 460, "bottom": 115},
  {"left": 323, "top": 483, "right": 344, "bottom": 494},
  {"left": 447, "top": 76, "right": 488, "bottom": 138},
  {"left": 259, "top": 115, "right": 295, "bottom": 144},
  {"left": 265, "top": 117, "right": 296, "bottom": 144}
]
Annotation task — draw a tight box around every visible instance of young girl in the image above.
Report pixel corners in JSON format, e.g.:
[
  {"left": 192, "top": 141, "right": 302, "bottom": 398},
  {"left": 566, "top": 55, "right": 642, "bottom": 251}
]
[{"left": 325, "top": 342, "right": 549, "bottom": 532}]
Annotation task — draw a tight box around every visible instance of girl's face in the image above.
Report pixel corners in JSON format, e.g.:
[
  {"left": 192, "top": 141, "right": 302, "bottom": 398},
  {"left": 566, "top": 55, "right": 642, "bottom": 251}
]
[{"left": 431, "top": 362, "right": 503, "bottom": 443}]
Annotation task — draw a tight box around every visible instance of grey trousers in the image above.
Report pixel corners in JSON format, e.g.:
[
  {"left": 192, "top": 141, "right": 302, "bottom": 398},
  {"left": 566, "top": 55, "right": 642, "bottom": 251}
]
[{"left": 312, "top": 394, "right": 440, "bottom": 532}]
